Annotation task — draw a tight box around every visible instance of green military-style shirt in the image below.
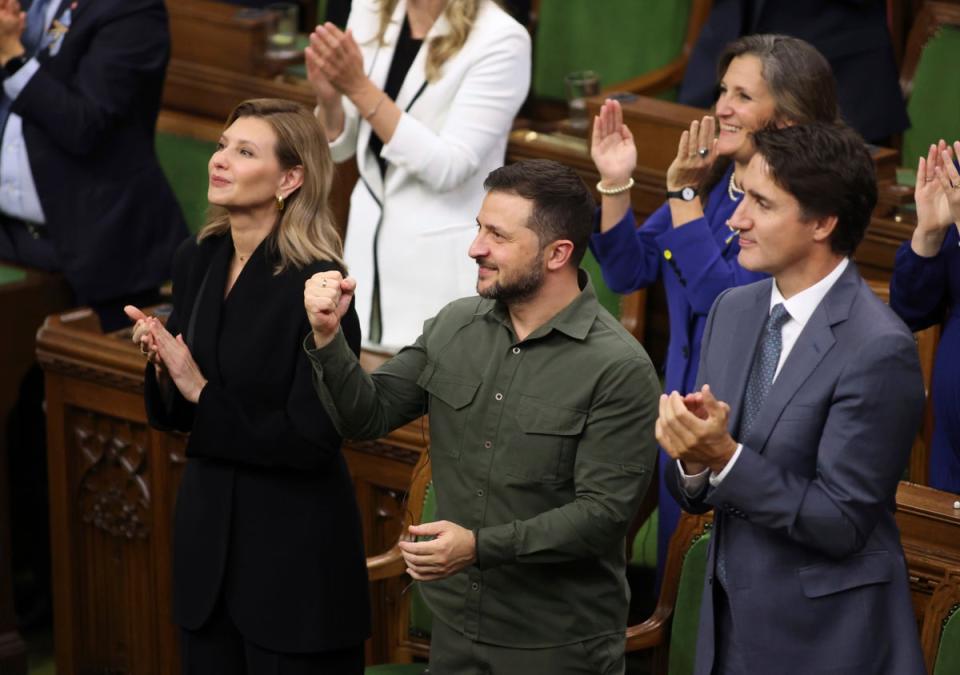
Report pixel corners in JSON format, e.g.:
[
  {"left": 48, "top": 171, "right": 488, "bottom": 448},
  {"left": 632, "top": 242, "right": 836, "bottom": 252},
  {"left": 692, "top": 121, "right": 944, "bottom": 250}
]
[{"left": 306, "top": 273, "right": 660, "bottom": 647}]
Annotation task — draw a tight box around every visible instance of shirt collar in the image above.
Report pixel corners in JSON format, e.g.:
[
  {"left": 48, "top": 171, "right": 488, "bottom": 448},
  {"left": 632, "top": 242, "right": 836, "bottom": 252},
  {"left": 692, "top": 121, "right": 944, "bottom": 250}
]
[
  {"left": 484, "top": 269, "right": 599, "bottom": 342},
  {"left": 770, "top": 257, "right": 849, "bottom": 327}
]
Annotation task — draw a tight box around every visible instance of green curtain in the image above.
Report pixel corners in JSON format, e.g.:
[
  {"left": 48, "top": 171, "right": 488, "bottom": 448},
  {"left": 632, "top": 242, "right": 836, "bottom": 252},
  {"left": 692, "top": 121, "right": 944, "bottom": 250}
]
[
  {"left": 533, "top": 0, "right": 691, "bottom": 100},
  {"left": 902, "top": 27, "right": 960, "bottom": 169}
]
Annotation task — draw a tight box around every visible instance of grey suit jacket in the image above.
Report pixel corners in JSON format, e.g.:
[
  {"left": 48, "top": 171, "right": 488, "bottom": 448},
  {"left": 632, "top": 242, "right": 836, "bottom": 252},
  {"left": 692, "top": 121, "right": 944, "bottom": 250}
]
[{"left": 667, "top": 262, "right": 926, "bottom": 675}]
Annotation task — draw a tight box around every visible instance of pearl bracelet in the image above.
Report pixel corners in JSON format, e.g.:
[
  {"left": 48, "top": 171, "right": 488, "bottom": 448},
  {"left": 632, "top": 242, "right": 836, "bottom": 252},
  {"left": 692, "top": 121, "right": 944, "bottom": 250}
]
[{"left": 596, "top": 177, "right": 635, "bottom": 195}]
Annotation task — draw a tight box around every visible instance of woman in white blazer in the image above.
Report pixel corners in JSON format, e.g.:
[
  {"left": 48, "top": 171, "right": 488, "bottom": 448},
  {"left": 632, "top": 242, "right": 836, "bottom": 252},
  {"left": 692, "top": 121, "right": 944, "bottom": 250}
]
[{"left": 306, "top": 0, "right": 531, "bottom": 349}]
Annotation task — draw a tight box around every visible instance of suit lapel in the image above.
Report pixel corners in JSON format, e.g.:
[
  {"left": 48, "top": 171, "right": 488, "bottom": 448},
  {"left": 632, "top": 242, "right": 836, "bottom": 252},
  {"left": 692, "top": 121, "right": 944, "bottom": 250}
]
[
  {"left": 190, "top": 236, "right": 232, "bottom": 388},
  {"left": 722, "top": 281, "right": 772, "bottom": 436},
  {"left": 740, "top": 263, "right": 861, "bottom": 452}
]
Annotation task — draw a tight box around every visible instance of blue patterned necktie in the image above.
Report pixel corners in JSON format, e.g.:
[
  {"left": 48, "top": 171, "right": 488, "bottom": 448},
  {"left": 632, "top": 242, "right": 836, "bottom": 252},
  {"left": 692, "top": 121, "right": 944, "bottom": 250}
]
[
  {"left": 739, "top": 303, "right": 791, "bottom": 439},
  {"left": 0, "top": 0, "right": 53, "bottom": 134}
]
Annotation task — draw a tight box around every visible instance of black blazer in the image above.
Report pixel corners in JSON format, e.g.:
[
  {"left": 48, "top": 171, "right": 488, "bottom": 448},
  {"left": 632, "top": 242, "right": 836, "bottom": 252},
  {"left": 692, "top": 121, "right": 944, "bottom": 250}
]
[
  {"left": 145, "top": 234, "right": 370, "bottom": 652},
  {"left": 13, "top": 0, "right": 186, "bottom": 303},
  {"left": 677, "top": 0, "right": 909, "bottom": 143}
]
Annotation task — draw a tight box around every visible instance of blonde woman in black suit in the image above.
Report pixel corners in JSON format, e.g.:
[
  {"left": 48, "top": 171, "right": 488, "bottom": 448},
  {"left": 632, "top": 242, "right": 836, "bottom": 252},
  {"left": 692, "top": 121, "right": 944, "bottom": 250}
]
[{"left": 126, "top": 99, "right": 368, "bottom": 674}]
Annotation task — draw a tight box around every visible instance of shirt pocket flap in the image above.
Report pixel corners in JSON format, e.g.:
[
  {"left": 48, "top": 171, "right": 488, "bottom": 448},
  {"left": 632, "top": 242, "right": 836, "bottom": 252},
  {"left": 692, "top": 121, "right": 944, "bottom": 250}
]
[
  {"left": 797, "top": 550, "right": 893, "bottom": 599},
  {"left": 516, "top": 395, "right": 587, "bottom": 436},
  {"left": 418, "top": 364, "right": 480, "bottom": 411}
]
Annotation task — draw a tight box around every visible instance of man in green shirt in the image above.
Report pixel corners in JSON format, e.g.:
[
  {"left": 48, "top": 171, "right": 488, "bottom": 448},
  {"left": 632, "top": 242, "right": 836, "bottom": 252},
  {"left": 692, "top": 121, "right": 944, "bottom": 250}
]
[{"left": 304, "top": 159, "right": 659, "bottom": 674}]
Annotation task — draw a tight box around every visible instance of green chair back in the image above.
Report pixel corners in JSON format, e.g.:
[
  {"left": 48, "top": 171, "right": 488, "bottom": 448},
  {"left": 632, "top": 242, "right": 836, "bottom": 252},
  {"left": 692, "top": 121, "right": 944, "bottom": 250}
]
[
  {"left": 629, "top": 506, "right": 659, "bottom": 569},
  {"left": 667, "top": 530, "right": 711, "bottom": 675},
  {"left": 0, "top": 263, "right": 26, "bottom": 285},
  {"left": 902, "top": 26, "right": 960, "bottom": 169},
  {"left": 156, "top": 132, "right": 215, "bottom": 235},
  {"left": 533, "top": 0, "right": 692, "bottom": 101},
  {"left": 365, "top": 665, "right": 428, "bottom": 675},
  {"left": 933, "top": 603, "right": 960, "bottom": 675}
]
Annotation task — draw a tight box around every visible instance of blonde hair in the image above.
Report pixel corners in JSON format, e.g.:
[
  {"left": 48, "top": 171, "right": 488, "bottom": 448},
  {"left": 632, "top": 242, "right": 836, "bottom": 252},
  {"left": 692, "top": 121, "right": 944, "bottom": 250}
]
[
  {"left": 376, "top": 0, "right": 481, "bottom": 82},
  {"left": 198, "top": 98, "right": 345, "bottom": 273}
]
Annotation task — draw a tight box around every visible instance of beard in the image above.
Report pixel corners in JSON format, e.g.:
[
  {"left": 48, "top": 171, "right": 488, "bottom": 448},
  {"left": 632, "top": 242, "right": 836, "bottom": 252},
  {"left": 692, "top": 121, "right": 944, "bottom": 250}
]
[{"left": 476, "top": 258, "right": 545, "bottom": 304}]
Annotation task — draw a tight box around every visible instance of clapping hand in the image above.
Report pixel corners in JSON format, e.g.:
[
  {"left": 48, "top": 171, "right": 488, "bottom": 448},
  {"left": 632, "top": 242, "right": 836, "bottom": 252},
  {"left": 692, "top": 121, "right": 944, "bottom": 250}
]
[
  {"left": 912, "top": 140, "right": 960, "bottom": 256},
  {"left": 666, "top": 115, "right": 718, "bottom": 192},
  {"left": 304, "top": 22, "right": 367, "bottom": 98},
  {"left": 656, "top": 385, "right": 737, "bottom": 475},
  {"left": 591, "top": 99, "right": 636, "bottom": 189},
  {"left": 124, "top": 305, "right": 207, "bottom": 404}
]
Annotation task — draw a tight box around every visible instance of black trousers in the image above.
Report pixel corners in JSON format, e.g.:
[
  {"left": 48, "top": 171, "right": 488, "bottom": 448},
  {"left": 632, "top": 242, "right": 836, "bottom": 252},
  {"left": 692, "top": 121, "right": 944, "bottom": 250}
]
[{"left": 180, "top": 598, "right": 364, "bottom": 675}]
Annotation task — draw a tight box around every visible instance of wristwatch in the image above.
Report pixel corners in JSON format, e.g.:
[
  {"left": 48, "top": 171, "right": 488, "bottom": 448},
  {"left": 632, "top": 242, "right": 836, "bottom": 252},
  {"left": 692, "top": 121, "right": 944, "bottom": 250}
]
[
  {"left": 2, "top": 54, "right": 27, "bottom": 78},
  {"left": 666, "top": 186, "right": 698, "bottom": 201}
]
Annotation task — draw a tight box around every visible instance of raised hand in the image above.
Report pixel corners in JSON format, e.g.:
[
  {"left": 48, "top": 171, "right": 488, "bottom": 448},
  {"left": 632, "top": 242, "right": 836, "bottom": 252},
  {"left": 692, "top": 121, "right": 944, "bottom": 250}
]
[
  {"left": 666, "top": 115, "right": 717, "bottom": 191},
  {"left": 935, "top": 140, "right": 960, "bottom": 227},
  {"left": 304, "top": 28, "right": 342, "bottom": 107},
  {"left": 912, "top": 141, "right": 957, "bottom": 257},
  {"left": 305, "top": 23, "right": 367, "bottom": 98},
  {"left": 591, "top": 99, "right": 636, "bottom": 187},
  {"left": 304, "top": 271, "right": 356, "bottom": 349}
]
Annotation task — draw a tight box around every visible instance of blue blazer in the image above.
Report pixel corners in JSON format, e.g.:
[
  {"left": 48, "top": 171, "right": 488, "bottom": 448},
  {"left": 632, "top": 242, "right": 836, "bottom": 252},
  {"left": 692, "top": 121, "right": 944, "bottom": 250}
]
[
  {"left": 890, "top": 228, "right": 960, "bottom": 493},
  {"left": 668, "top": 263, "right": 926, "bottom": 674},
  {"left": 13, "top": 0, "right": 186, "bottom": 304}
]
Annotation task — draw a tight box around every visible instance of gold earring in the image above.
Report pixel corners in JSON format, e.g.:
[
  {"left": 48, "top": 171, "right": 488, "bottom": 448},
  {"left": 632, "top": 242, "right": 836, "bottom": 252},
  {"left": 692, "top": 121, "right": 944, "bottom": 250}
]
[{"left": 276, "top": 194, "right": 285, "bottom": 212}]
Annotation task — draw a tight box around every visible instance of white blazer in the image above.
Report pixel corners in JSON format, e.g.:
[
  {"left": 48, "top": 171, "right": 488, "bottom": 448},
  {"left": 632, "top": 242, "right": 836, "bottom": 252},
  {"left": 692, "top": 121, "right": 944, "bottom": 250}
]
[{"left": 330, "top": 0, "right": 531, "bottom": 350}]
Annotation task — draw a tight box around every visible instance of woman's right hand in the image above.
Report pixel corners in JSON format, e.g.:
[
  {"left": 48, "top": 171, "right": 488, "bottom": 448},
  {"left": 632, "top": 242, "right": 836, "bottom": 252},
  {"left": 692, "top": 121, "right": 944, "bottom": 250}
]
[
  {"left": 591, "top": 99, "right": 636, "bottom": 186},
  {"left": 124, "top": 305, "right": 165, "bottom": 377},
  {"left": 305, "top": 29, "right": 341, "bottom": 108},
  {"left": 912, "top": 141, "right": 957, "bottom": 257}
]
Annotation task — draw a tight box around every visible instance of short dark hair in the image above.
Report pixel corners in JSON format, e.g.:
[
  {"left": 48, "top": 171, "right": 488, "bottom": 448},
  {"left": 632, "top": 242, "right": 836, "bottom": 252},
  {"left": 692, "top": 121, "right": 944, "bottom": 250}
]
[
  {"left": 483, "top": 159, "right": 596, "bottom": 267},
  {"left": 751, "top": 123, "right": 876, "bottom": 256}
]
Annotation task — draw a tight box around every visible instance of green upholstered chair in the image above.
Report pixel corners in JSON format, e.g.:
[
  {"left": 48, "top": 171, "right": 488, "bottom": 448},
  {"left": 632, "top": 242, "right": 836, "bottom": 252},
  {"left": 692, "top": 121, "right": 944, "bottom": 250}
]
[
  {"left": 532, "top": 0, "right": 712, "bottom": 102},
  {"left": 920, "top": 569, "right": 960, "bottom": 675},
  {"left": 155, "top": 132, "right": 216, "bottom": 235},
  {"left": 364, "top": 451, "right": 434, "bottom": 672},
  {"left": 626, "top": 512, "right": 713, "bottom": 675}
]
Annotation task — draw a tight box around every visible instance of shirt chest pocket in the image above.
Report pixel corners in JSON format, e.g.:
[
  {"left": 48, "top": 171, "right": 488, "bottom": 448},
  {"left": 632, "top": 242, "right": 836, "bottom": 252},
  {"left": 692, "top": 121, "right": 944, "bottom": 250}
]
[
  {"left": 418, "top": 365, "right": 481, "bottom": 459},
  {"left": 507, "top": 395, "right": 587, "bottom": 483}
]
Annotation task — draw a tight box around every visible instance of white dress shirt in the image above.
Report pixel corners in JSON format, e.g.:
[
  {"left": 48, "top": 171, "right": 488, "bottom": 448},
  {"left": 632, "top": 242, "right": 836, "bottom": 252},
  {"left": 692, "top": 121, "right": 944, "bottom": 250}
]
[
  {"left": 0, "top": 0, "right": 61, "bottom": 225},
  {"left": 679, "top": 258, "right": 850, "bottom": 491}
]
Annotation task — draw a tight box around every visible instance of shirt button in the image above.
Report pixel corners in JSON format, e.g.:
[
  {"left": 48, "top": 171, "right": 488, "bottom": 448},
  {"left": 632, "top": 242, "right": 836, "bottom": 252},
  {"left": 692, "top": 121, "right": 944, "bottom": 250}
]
[
  {"left": 663, "top": 249, "right": 673, "bottom": 260},
  {"left": 471, "top": 582, "right": 480, "bottom": 591},
  {"left": 483, "top": 440, "right": 492, "bottom": 448},
  {"left": 512, "top": 347, "right": 520, "bottom": 354},
  {"left": 476, "top": 489, "right": 484, "bottom": 497},
  {"left": 682, "top": 345, "right": 689, "bottom": 359},
  {"left": 495, "top": 393, "right": 503, "bottom": 401}
]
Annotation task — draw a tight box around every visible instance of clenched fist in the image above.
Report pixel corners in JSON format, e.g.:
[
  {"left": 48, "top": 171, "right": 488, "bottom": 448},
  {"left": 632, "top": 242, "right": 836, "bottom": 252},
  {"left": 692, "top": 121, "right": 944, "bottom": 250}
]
[{"left": 304, "top": 271, "right": 356, "bottom": 348}]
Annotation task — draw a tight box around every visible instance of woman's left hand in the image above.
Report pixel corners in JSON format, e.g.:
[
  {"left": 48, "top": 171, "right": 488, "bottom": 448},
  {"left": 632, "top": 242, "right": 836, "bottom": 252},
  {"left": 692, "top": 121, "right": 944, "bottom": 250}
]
[
  {"left": 306, "top": 22, "right": 368, "bottom": 98},
  {"left": 666, "top": 115, "right": 717, "bottom": 191},
  {"left": 147, "top": 321, "right": 207, "bottom": 404}
]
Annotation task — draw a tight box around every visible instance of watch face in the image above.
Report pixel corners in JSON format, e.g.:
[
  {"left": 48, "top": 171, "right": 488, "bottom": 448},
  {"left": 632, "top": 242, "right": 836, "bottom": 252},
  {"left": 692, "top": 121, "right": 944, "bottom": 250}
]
[{"left": 681, "top": 186, "right": 696, "bottom": 201}]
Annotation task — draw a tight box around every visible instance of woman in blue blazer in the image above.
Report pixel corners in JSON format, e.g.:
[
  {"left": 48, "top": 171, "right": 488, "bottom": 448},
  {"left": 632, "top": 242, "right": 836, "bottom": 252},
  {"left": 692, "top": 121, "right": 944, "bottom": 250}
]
[
  {"left": 589, "top": 35, "right": 841, "bottom": 577},
  {"left": 891, "top": 140, "right": 960, "bottom": 494}
]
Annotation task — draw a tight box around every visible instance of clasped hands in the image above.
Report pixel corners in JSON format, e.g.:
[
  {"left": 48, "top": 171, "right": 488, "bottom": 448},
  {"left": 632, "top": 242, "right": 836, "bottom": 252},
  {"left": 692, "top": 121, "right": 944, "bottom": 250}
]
[
  {"left": 304, "top": 21, "right": 367, "bottom": 104},
  {"left": 398, "top": 520, "right": 477, "bottom": 581},
  {"left": 656, "top": 385, "right": 738, "bottom": 475},
  {"left": 123, "top": 306, "right": 208, "bottom": 404},
  {"left": 912, "top": 139, "right": 960, "bottom": 257}
]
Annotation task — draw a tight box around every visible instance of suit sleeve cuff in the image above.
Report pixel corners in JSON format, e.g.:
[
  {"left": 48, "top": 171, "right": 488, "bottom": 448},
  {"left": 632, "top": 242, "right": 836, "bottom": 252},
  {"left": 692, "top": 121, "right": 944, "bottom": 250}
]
[
  {"left": 3, "top": 57, "right": 40, "bottom": 100},
  {"left": 709, "top": 444, "right": 743, "bottom": 487},
  {"left": 677, "top": 459, "right": 710, "bottom": 497}
]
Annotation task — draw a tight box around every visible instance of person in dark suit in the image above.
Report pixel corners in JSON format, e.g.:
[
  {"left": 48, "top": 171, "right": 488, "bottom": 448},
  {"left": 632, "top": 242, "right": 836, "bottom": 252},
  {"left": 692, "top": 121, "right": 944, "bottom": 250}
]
[
  {"left": 678, "top": 0, "right": 908, "bottom": 145},
  {"left": 0, "top": 0, "right": 186, "bottom": 328},
  {"left": 658, "top": 123, "right": 926, "bottom": 674},
  {"left": 126, "top": 99, "right": 369, "bottom": 675}
]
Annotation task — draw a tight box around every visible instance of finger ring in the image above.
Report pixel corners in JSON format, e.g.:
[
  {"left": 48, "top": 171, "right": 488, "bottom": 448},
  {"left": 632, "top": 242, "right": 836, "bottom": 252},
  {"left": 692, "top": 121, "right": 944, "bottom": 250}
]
[
  {"left": 321, "top": 278, "right": 327, "bottom": 287},
  {"left": 698, "top": 147, "right": 710, "bottom": 158}
]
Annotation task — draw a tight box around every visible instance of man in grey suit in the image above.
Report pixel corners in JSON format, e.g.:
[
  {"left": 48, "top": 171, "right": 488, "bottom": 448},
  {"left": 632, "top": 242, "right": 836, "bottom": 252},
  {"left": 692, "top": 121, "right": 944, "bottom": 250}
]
[{"left": 658, "top": 122, "right": 926, "bottom": 675}]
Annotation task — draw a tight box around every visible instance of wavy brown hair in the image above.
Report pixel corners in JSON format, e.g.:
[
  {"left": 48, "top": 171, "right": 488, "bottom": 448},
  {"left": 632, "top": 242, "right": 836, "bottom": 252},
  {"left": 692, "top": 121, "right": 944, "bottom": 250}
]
[
  {"left": 375, "top": 0, "right": 481, "bottom": 82},
  {"left": 198, "top": 98, "right": 345, "bottom": 273}
]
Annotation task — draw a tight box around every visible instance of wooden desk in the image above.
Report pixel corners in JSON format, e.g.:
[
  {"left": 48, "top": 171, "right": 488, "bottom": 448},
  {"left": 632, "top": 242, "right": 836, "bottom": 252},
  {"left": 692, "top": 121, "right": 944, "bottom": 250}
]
[
  {"left": 36, "top": 308, "right": 424, "bottom": 674},
  {"left": 0, "top": 265, "right": 71, "bottom": 674}
]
